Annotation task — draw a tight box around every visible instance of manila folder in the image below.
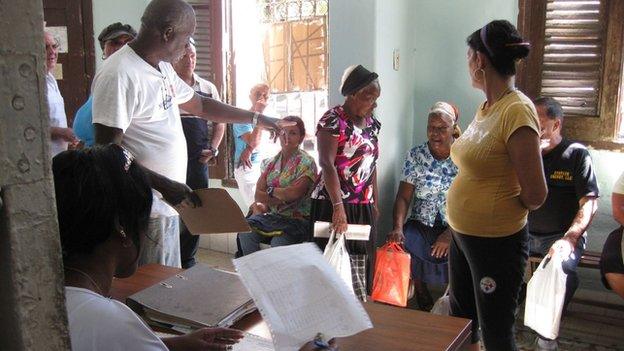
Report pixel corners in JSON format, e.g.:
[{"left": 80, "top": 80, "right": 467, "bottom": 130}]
[{"left": 178, "top": 188, "right": 251, "bottom": 235}]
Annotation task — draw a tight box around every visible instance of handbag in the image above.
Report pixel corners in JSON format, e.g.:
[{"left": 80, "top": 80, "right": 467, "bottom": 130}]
[
  {"left": 524, "top": 252, "right": 567, "bottom": 339},
  {"left": 323, "top": 230, "right": 354, "bottom": 294},
  {"left": 371, "top": 242, "right": 412, "bottom": 307}
]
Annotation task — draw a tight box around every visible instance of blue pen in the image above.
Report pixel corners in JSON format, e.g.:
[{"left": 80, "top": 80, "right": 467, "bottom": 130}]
[{"left": 314, "top": 333, "right": 330, "bottom": 349}]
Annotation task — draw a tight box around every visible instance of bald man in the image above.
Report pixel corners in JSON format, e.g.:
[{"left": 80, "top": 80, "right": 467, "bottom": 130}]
[{"left": 92, "top": 0, "right": 289, "bottom": 267}]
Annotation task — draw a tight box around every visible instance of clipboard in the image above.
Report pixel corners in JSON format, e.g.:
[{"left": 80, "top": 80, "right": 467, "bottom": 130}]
[
  {"left": 178, "top": 188, "right": 251, "bottom": 235},
  {"left": 313, "top": 221, "right": 371, "bottom": 241}
]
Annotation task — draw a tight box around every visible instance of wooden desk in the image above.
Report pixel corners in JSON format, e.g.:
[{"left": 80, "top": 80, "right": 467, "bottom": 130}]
[{"left": 112, "top": 264, "right": 471, "bottom": 351}]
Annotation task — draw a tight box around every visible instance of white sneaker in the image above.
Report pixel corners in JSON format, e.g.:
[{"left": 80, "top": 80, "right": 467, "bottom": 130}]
[{"left": 536, "top": 337, "right": 558, "bottom": 351}]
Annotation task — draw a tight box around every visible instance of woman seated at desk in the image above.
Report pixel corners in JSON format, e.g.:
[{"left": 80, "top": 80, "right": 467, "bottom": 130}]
[
  {"left": 54, "top": 145, "right": 244, "bottom": 351},
  {"left": 387, "top": 102, "right": 460, "bottom": 311},
  {"left": 238, "top": 116, "right": 318, "bottom": 255},
  {"left": 54, "top": 145, "right": 334, "bottom": 351}
]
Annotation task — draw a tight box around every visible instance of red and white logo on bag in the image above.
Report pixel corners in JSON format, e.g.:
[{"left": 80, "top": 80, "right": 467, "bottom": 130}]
[{"left": 480, "top": 276, "right": 497, "bottom": 294}]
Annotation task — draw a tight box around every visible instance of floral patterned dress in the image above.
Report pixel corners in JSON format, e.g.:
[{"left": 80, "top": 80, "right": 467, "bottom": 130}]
[
  {"left": 401, "top": 142, "right": 458, "bottom": 285},
  {"left": 261, "top": 149, "right": 317, "bottom": 219},
  {"left": 311, "top": 105, "right": 381, "bottom": 301},
  {"left": 311, "top": 105, "right": 381, "bottom": 204},
  {"left": 239, "top": 149, "right": 317, "bottom": 256}
]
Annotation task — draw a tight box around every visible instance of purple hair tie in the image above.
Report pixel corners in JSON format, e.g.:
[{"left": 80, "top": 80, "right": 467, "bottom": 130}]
[{"left": 480, "top": 24, "right": 495, "bottom": 57}]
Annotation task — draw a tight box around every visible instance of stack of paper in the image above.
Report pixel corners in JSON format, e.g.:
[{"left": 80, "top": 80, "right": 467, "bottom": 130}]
[{"left": 234, "top": 243, "right": 373, "bottom": 351}]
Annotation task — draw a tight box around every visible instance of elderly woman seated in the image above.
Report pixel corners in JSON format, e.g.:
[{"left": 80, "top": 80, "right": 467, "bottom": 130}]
[
  {"left": 387, "top": 102, "right": 460, "bottom": 311},
  {"left": 54, "top": 145, "right": 243, "bottom": 351},
  {"left": 238, "top": 116, "right": 318, "bottom": 256}
]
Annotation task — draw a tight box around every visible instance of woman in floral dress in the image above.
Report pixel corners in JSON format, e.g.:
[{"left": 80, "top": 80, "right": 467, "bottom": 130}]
[
  {"left": 387, "top": 101, "right": 460, "bottom": 310},
  {"left": 237, "top": 116, "right": 317, "bottom": 255},
  {"left": 311, "top": 65, "right": 381, "bottom": 301}
]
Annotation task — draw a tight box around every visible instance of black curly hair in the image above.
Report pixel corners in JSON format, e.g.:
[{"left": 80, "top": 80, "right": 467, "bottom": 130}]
[{"left": 53, "top": 145, "right": 152, "bottom": 258}]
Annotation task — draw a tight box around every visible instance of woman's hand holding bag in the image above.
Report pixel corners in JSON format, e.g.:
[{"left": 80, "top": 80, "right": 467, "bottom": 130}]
[{"left": 323, "top": 230, "right": 354, "bottom": 294}]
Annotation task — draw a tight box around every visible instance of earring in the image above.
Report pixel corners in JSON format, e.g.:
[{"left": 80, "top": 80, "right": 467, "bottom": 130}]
[
  {"left": 473, "top": 68, "right": 485, "bottom": 82},
  {"left": 119, "top": 229, "right": 132, "bottom": 248},
  {"left": 101, "top": 53, "right": 106, "bottom": 60}
]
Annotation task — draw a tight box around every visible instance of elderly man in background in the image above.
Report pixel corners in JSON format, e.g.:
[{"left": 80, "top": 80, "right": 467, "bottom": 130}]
[
  {"left": 73, "top": 22, "right": 137, "bottom": 147},
  {"left": 173, "top": 39, "right": 226, "bottom": 268},
  {"left": 44, "top": 30, "right": 77, "bottom": 157},
  {"left": 526, "top": 97, "right": 599, "bottom": 351},
  {"left": 233, "top": 83, "right": 271, "bottom": 208},
  {"left": 92, "top": 0, "right": 287, "bottom": 268}
]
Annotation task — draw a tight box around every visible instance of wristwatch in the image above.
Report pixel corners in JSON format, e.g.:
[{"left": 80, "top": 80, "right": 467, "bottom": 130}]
[
  {"left": 208, "top": 145, "right": 219, "bottom": 157},
  {"left": 267, "top": 186, "right": 275, "bottom": 198}
]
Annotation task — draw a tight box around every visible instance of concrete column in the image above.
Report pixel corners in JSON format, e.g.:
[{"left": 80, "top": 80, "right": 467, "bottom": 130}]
[{"left": 0, "top": 0, "right": 71, "bottom": 350}]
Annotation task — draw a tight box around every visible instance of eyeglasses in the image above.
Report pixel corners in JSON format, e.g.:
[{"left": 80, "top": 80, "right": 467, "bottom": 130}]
[{"left": 427, "top": 126, "right": 452, "bottom": 134}]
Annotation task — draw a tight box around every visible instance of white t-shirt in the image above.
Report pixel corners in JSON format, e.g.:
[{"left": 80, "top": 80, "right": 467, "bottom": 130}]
[
  {"left": 65, "top": 287, "right": 168, "bottom": 351},
  {"left": 46, "top": 72, "right": 68, "bottom": 157},
  {"left": 92, "top": 45, "right": 195, "bottom": 217},
  {"left": 614, "top": 171, "right": 624, "bottom": 195},
  {"left": 92, "top": 45, "right": 195, "bottom": 184}
]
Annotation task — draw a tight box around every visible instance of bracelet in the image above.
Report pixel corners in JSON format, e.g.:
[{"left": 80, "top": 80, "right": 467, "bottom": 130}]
[
  {"left": 208, "top": 145, "right": 219, "bottom": 157},
  {"left": 332, "top": 201, "right": 343, "bottom": 207},
  {"left": 252, "top": 112, "right": 260, "bottom": 126}
]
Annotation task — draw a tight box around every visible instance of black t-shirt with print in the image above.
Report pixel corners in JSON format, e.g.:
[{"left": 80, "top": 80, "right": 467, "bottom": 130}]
[{"left": 528, "top": 138, "right": 599, "bottom": 235}]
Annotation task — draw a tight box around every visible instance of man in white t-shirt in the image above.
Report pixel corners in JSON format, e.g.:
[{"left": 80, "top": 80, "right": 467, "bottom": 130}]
[
  {"left": 44, "top": 30, "right": 77, "bottom": 157},
  {"left": 92, "top": 0, "right": 289, "bottom": 267}
]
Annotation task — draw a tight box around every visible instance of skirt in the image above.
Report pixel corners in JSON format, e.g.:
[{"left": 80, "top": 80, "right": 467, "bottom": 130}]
[
  {"left": 310, "top": 199, "right": 377, "bottom": 301},
  {"left": 403, "top": 219, "right": 448, "bottom": 285}
]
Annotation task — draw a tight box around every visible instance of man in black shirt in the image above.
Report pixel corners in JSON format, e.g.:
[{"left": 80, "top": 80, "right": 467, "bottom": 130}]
[{"left": 527, "top": 97, "right": 599, "bottom": 350}]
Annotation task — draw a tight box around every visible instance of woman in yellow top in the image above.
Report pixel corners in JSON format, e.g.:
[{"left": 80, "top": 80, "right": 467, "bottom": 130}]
[{"left": 447, "top": 20, "right": 547, "bottom": 351}]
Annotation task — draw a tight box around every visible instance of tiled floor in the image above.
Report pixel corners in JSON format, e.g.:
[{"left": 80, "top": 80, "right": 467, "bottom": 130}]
[{"left": 195, "top": 248, "right": 624, "bottom": 351}]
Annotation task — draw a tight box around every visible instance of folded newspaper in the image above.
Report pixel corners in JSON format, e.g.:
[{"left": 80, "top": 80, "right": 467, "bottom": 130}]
[{"left": 234, "top": 243, "right": 373, "bottom": 351}]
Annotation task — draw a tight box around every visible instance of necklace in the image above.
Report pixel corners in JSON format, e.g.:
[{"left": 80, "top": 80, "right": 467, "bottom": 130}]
[
  {"left": 65, "top": 267, "right": 104, "bottom": 295},
  {"left": 482, "top": 86, "right": 515, "bottom": 111}
]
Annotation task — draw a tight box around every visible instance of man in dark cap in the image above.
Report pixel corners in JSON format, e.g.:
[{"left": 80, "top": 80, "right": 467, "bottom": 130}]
[
  {"left": 92, "top": 0, "right": 290, "bottom": 267},
  {"left": 97, "top": 22, "right": 137, "bottom": 60}
]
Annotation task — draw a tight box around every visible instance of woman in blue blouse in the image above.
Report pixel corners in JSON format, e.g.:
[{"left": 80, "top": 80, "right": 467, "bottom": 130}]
[{"left": 387, "top": 101, "right": 460, "bottom": 311}]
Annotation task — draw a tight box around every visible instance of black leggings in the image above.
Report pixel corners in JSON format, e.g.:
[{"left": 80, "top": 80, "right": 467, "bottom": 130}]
[{"left": 449, "top": 227, "right": 528, "bottom": 350}]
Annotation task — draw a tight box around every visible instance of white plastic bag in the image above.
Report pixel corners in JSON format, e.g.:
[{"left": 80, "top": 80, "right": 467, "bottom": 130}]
[
  {"left": 323, "top": 230, "right": 354, "bottom": 294},
  {"left": 524, "top": 253, "right": 567, "bottom": 339},
  {"left": 430, "top": 286, "right": 451, "bottom": 315}
]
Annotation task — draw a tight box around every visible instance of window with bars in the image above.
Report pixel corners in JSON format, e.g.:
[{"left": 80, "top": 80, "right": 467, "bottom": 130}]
[
  {"left": 517, "top": 0, "right": 624, "bottom": 149},
  {"left": 261, "top": 0, "right": 328, "bottom": 93}
]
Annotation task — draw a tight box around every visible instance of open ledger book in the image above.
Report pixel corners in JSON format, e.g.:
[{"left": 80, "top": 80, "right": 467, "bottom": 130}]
[{"left": 126, "top": 263, "right": 256, "bottom": 333}]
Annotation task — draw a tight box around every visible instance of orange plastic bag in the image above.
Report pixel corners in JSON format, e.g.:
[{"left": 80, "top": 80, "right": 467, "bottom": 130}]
[{"left": 371, "top": 242, "right": 412, "bottom": 307}]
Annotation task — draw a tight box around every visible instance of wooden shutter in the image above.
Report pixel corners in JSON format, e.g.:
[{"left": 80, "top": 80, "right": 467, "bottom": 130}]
[
  {"left": 518, "top": 0, "right": 624, "bottom": 148},
  {"left": 191, "top": 3, "right": 219, "bottom": 83},
  {"left": 539, "top": 0, "right": 608, "bottom": 117}
]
